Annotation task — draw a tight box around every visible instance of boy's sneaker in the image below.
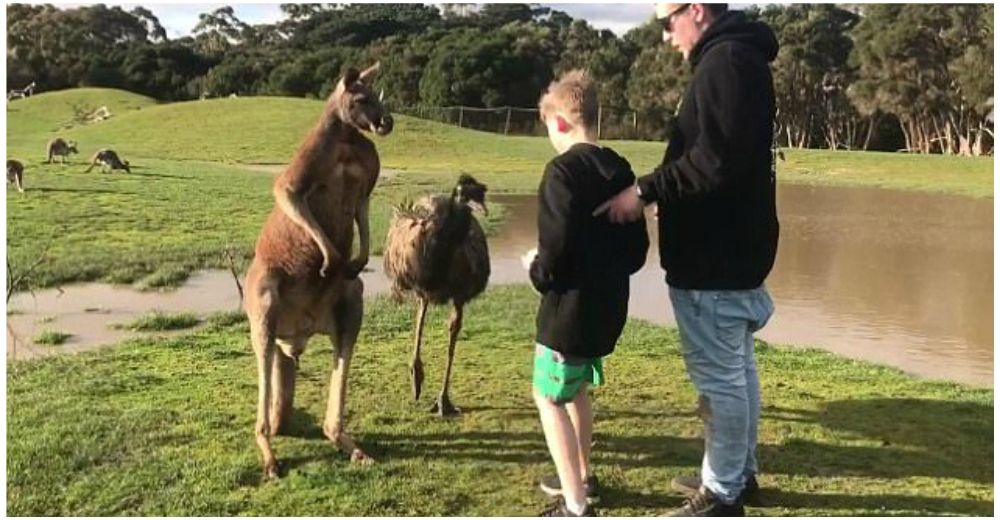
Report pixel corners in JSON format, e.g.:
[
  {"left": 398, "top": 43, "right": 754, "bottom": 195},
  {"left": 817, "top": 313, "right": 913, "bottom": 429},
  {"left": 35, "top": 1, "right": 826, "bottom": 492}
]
[
  {"left": 670, "top": 474, "right": 760, "bottom": 505},
  {"left": 539, "top": 497, "right": 598, "bottom": 517},
  {"left": 539, "top": 474, "right": 601, "bottom": 504},
  {"left": 663, "top": 487, "right": 744, "bottom": 517}
]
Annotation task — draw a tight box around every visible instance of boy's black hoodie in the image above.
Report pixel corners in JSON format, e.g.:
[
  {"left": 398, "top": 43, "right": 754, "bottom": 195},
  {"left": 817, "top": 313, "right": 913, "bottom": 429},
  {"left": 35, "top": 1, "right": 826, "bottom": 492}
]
[
  {"left": 530, "top": 143, "right": 649, "bottom": 358},
  {"left": 636, "top": 11, "right": 780, "bottom": 290}
]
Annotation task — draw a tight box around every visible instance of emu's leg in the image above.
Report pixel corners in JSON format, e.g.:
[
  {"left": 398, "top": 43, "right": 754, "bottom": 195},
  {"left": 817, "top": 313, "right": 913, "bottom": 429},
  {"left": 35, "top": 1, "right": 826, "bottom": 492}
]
[
  {"left": 431, "top": 302, "right": 463, "bottom": 417},
  {"left": 248, "top": 291, "right": 279, "bottom": 479},
  {"left": 410, "top": 297, "right": 428, "bottom": 401},
  {"left": 269, "top": 338, "right": 303, "bottom": 435},
  {"left": 323, "top": 278, "right": 372, "bottom": 464}
]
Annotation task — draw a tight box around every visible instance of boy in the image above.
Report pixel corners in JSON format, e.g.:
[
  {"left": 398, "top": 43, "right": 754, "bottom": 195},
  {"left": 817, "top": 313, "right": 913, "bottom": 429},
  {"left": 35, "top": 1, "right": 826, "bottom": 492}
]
[{"left": 527, "top": 70, "right": 649, "bottom": 517}]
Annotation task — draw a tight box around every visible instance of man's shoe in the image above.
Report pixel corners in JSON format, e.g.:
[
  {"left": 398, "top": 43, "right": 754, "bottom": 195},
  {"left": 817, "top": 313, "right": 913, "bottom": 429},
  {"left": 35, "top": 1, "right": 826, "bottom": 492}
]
[
  {"left": 538, "top": 497, "right": 598, "bottom": 517},
  {"left": 539, "top": 474, "right": 601, "bottom": 504},
  {"left": 664, "top": 487, "right": 744, "bottom": 517},
  {"left": 670, "top": 474, "right": 760, "bottom": 505}
]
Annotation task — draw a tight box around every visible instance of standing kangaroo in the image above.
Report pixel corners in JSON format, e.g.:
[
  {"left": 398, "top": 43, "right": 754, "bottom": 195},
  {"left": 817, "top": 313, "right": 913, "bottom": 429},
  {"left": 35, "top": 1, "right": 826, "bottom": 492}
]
[
  {"left": 7, "top": 160, "right": 25, "bottom": 192},
  {"left": 243, "top": 63, "right": 393, "bottom": 479},
  {"left": 46, "top": 138, "right": 78, "bottom": 164},
  {"left": 85, "top": 149, "right": 131, "bottom": 173}
]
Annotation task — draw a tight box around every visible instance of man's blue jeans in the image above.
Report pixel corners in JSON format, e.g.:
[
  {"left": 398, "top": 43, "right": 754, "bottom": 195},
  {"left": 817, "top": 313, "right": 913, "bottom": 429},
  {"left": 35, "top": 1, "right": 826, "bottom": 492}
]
[{"left": 668, "top": 285, "right": 774, "bottom": 505}]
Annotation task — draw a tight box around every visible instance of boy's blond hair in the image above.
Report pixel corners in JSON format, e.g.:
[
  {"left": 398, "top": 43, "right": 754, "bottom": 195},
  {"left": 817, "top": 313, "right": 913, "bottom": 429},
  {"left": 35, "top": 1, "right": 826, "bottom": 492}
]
[{"left": 538, "top": 69, "right": 598, "bottom": 131}]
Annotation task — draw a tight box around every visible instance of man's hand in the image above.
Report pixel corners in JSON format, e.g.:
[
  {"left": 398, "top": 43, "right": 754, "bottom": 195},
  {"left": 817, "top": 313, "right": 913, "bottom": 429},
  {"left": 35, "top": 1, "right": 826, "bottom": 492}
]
[{"left": 600, "top": 185, "right": 646, "bottom": 223}]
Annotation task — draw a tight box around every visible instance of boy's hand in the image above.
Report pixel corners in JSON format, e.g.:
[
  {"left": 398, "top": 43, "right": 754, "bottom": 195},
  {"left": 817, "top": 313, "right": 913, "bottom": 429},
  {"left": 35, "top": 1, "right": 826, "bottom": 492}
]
[{"left": 521, "top": 248, "right": 538, "bottom": 270}]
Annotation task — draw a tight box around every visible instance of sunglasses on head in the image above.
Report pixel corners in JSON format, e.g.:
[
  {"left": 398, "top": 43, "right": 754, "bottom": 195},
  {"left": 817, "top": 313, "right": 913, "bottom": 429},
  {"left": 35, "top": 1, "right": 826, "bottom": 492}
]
[{"left": 659, "top": 3, "right": 691, "bottom": 33}]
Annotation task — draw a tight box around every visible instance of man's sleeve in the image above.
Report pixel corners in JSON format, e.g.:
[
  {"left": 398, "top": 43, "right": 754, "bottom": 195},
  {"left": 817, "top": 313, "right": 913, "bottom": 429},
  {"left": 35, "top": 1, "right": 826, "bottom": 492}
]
[
  {"left": 530, "top": 164, "right": 576, "bottom": 293},
  {"left": 637, "top": 46, "right": 756, "bottom": 203}
]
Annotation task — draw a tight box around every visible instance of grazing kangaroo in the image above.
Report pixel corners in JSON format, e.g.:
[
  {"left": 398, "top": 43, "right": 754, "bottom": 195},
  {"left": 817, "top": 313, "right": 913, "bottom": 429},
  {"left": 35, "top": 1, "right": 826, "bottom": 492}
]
[
  {"left": 7, "top": 160, "right": 25, "bottom": 192},
  {"left": 85, "top": 149, "right": 130, "bottom": 173},
  {"left": 46, "top": 138, "right": 78, "bottom": 164},
  {"left": 243, "top": 63, "right": 393, "bottom": 479},
  {"left": 7, "top": 81, "right": 36, "bottom": 101}
]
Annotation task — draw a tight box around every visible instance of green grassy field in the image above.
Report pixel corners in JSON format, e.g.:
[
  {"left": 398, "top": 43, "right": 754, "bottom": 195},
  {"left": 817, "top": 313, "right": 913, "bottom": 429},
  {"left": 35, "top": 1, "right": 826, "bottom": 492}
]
[
  {"left": 6, "top": 88, "right": 993, "bottom": 289},
  {"left": 7, "top": 287, "right": 993, "bottom": 516}
]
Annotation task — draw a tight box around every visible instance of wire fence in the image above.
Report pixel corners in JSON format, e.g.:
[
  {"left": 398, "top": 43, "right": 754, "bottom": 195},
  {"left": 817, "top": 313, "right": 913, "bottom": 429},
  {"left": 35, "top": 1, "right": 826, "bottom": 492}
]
[{"left": 392, "top": 105, "right": 671, "bottom": 141}]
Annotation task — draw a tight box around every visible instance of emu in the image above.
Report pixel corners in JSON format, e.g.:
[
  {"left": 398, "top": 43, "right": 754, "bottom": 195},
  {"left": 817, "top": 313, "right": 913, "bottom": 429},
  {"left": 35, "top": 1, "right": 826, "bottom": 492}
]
[{"left": 383, "top": 175, "right": 490, "bottom": 416}]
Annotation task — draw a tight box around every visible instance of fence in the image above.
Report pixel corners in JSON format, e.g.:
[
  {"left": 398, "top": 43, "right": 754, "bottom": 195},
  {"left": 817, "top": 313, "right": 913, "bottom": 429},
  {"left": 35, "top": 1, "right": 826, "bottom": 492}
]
[{"left": 392, "top": 105, "right": 671, "bottom": 142}]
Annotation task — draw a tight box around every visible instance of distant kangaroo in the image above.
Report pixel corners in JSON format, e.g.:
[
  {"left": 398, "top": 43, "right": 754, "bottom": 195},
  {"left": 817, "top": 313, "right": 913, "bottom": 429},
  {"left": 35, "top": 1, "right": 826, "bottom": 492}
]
[
  {"left": 85, "top": 149, "right": 131, "bottom": 173},
  {"left": 7, "top": 160, "right": 24, "bottom": 193},
  {"left": 46, "top": 138, "right": 78, "bottom": 164},
  {"left": 7, "top": 81, "right": 36, "bottom": 101}
]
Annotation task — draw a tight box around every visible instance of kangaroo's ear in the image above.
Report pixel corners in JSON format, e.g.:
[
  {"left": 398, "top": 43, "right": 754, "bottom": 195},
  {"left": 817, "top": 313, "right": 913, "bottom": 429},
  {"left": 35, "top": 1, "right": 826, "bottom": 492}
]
[
  {"left": 341, "top": 67, "right": 360, "bottom": 88},
  {"left": 359, "top": 62, "right": 380, "bottom": 83}
]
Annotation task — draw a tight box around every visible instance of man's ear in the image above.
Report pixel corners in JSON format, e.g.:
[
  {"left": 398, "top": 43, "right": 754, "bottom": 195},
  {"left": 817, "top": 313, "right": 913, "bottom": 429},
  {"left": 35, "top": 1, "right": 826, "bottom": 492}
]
[{"left": 556, "top": 115, "right": 571, "bottom": 133}]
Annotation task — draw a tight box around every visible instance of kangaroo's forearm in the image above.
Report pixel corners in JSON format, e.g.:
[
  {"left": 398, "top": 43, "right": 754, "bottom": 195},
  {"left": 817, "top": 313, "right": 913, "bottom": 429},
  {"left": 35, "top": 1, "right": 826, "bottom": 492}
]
[
  {"left": 274, "top": 187, "right": 336, "bottom": 259},
  {"left": 353, "top": 198, "right": 371, "bottom": 263}
]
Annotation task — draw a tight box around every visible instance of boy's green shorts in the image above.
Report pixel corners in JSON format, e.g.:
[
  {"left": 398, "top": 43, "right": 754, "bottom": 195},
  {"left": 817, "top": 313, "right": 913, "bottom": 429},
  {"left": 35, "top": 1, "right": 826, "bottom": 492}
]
[{"left": 532, "top": 343, "right": 604, "bottom": 404}]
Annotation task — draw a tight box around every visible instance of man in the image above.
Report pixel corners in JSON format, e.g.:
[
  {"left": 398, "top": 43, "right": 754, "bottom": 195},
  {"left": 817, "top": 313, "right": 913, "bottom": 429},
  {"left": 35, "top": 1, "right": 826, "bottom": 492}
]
[{"left": 604, "top": 3, "right": 779, "bottom": 516}]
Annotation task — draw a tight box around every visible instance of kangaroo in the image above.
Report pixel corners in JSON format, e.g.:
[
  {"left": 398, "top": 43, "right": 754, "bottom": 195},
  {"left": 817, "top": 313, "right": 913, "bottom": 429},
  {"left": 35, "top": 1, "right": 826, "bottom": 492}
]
[
  {"left": 7, "top": 81, "right": 36, "bottom": 101},
  {"left": 85, "top": 149, "right": 130, "bottom": 173},
  {"left": 46, "top": 138, "right": 78, "bottom": 164},
  {"left": 243, "top": 63, "right": 393, "bottom": 479},
  {"left": 7, "top": 160, "right": 24, "bottom": 193}
]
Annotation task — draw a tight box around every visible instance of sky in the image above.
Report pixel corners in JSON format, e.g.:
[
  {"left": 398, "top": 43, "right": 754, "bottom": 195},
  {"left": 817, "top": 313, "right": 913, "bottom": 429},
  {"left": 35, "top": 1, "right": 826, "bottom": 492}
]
[{"left": 64, "top": 3, "right": 661, "bottom": 39}]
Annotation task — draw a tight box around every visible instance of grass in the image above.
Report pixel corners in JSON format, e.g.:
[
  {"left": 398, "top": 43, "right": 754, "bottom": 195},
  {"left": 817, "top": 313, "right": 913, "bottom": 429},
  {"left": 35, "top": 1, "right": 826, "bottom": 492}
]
[
  {"left": 119, "top": 311, "right": 201, "bottom": 332},
  {"left": 6, "top": 88, "right": 991, "bottom": 290},
  {"left": 32, "top": 330, "right": 73, "bottom": 346},
  {"left": 6, "top": 286, "right": 993, "bottom": 516}
]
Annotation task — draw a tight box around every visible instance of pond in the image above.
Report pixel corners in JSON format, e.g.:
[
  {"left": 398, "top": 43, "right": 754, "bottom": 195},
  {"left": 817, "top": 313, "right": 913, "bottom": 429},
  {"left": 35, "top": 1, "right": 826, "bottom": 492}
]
[{"left": 8, "top": 183, "right": 993, "bottom": 387}]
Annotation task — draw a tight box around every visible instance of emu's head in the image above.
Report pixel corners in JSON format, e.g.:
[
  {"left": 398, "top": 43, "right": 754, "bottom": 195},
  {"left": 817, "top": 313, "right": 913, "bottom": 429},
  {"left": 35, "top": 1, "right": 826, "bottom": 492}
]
[
  {"left": 453, "top": 174, "right": 488, "bottom": 215},
  {"left": 329, "top": 63, "right": 394, "bottom": 136}
]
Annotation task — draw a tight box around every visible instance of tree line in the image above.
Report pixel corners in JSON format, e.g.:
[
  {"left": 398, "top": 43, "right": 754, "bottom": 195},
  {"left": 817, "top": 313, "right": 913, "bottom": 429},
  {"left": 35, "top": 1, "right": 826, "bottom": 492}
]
[{"left": 6, "top": 3, "right": 993, "bottom": 155}]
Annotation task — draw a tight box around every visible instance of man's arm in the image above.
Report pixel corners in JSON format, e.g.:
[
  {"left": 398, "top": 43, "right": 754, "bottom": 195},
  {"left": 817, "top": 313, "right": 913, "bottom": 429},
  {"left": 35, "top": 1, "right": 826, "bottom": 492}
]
[{"left": 636, "top": 47, "right": 756, "bottom": 203}]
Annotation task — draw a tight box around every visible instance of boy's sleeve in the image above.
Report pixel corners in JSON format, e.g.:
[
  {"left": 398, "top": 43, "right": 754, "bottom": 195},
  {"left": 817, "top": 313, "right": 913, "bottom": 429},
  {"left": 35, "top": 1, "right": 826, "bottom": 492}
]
[
  {"left": 622, "top": 217, "right": 649, "bottom": 275},
  {"left": 530, "top": 163, "right": 576, "bottom": 293}
]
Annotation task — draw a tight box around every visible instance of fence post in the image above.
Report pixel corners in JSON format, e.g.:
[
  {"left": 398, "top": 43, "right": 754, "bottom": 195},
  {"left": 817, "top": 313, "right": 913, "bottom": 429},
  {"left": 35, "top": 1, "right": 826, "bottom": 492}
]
[
  {"left": 504, "top": 107, "right": 512, "bottom": 136},
  {"left": 458, "top": 106, "right": 464, "bottom": 128},
  {"left": 633, "top": 111, "right": 638, "bottom": 139},
  {"left": 597, "top": 104, "right": 603, "bottom": 140}
]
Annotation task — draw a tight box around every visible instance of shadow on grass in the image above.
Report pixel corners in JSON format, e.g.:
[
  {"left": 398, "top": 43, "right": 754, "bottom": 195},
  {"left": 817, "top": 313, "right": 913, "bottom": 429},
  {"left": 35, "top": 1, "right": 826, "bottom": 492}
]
[
  {"left": 761, "top": 398, "right": 992, "bottom": 484},
  {"left": 759, "top": 489, "right": 992, "bottom": 516},
  {"left": 28, "top": 186, "right": 122, "bottom": 195}
]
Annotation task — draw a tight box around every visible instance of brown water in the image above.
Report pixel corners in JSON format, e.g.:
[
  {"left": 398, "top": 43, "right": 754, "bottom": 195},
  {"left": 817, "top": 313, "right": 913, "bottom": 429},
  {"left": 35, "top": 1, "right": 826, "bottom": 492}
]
[
  {"left": 8, "top": 184, "right": 993, "bottom": 387},
  {"left": 490, "top": 185, "right": 994, "bottom": 387}
]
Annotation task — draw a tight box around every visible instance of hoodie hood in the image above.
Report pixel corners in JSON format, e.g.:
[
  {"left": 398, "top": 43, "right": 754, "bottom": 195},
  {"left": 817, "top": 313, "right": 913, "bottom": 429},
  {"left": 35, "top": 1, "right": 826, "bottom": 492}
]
[
  {"left": 690, "top": 10, "right": 779, "bottom": 67},
  {"left": 570, "top": 143, "right": 632, "bottom": 183}
]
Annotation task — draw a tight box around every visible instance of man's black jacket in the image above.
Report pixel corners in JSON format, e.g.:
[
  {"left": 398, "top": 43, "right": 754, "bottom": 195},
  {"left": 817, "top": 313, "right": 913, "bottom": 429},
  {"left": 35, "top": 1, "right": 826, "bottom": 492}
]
[
  {"left": 530, "top": 143, "right": 649, "bottom": 358},
  {"left": 636, "top": 11, "right": 780, "bottom": 290}
]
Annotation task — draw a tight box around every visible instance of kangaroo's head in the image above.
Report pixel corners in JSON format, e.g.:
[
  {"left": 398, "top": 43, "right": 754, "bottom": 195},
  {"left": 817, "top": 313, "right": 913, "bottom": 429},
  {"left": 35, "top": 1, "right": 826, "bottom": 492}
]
[
  {"left": 453, "top": 174, "right": 488, "bottom": 216},
  {"left": 67, "top": 141, "right": 79, "bottom": 154},
  {"left": 329, "top": 63, "right": 393, "bottom": 136},
  {"left": 122, "top": 160, "right": 131, "bottom": 173}
]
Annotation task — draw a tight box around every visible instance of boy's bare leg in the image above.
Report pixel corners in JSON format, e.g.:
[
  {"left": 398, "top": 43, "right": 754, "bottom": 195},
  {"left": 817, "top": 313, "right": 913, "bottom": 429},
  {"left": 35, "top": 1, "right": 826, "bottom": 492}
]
[
  {"left": 566, "top": 385, "right": 593, "bottom": 480},
  {"left": 535, "top": 388, "right": 587, "bottom": 510}
]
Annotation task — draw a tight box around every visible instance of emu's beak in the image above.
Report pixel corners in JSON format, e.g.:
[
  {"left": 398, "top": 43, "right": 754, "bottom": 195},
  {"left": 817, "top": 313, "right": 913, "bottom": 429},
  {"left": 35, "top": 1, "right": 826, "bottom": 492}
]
[{"left": 471, "top": 201, "right": 488, "bottom": 216}]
